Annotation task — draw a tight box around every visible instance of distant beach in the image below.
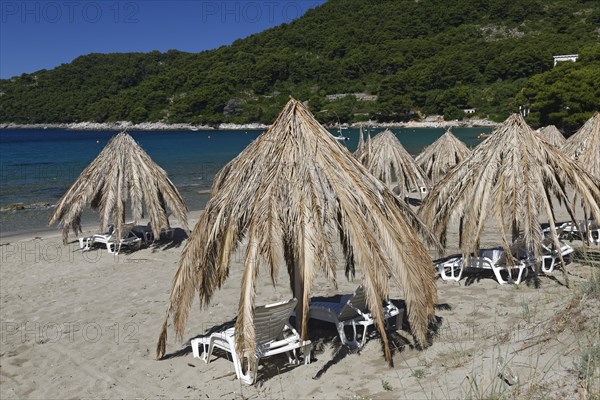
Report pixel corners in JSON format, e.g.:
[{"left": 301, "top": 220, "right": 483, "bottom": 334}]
[{"left": 0, "top": 117, "right": 500, "bottom": 132}]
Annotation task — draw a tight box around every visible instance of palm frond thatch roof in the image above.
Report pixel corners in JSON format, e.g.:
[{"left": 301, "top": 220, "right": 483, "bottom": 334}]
[
  {"left": 355, "top": 126, "right": 369, "bottom": 157},
  {"left": 357, "top": 129, "right": 431, "bottom": 197},
  {"left": 49, "top": 131, "right": 189, "bottom": 243},
  {"left": 536, "top": 125, "right": 566, "bottom": 148},
  {"left": 419, "top": 114, "right": 600, "bottom": 283},
  {"left": 156, "top": 99, "right": 439, "bottom": 363},
  {"left": 562, "top": 112, "right": 600, "bottom": 178},
  {"left": 415, "top": 130, "right": 472, "bottom": 184}
]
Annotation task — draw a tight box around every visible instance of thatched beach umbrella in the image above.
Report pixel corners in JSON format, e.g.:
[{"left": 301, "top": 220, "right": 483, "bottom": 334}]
[
  {"left": 49, "top": 131, "right": 189, "bottom": 243},
  {"left": 156, "top": 99, "right": 438, "bottom": 363},
  {"left": 416, "top": 130, "right": 472, "bottom": 184},
  {"left": 357, "top": 129, "right": 431, "bottom": 198},
  {"left": 419, "top": 114, "right": 600, "bottom": 285},
  {"left": 536, "top": 125, "right": 566, "bottom": 148},
  {"left": 562, "top": 112, "right": 600, "bottom": 178}
]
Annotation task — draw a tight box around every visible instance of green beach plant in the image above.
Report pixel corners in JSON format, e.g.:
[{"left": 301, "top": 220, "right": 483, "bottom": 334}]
[
  {"left": 411, "top": 369, "right": 429, "bottom": 379},
  {"left": 381, "top": 379, "right": 393, "bottom": 391}
]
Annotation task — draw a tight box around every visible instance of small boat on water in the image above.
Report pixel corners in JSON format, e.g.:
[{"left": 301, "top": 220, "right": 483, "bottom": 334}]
[
  {"left": 335, "top": 127, "right": 349, "bottom": 141},
  {"left": 477, "top": 132, "right": 492, "bottom": 140}
]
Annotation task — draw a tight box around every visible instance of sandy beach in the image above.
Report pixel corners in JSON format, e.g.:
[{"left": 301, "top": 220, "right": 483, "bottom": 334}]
[{"left": 1, "top": 205, "right": 598, "bottom": 400}]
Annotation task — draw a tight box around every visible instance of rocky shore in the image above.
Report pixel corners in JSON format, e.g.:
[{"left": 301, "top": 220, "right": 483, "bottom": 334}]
[
  {"left": 0, "top": 202, "right": 53, "bottom": 212},
  {"left": 0, "top": 117, "right": 499, "bottom": 131},
  {"left": 0, "top": 121, "right": 270, "bottom": 131},
  {"left": 351, "top": 117, "right": 500, "bottom": 129}
]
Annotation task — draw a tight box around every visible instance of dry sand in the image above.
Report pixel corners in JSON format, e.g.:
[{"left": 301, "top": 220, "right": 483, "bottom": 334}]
[{"left": 1, "top": 209, "right": 599, "bottom": 399}]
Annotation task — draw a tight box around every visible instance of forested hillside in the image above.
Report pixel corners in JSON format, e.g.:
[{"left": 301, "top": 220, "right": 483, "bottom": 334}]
[{"left": 1, "top": 0, "right": 598, "bottom": 131}]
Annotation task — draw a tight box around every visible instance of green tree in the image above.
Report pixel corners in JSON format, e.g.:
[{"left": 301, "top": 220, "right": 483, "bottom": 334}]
[{"left": 443, "top": 106, "right": 464, "bottom": 121}]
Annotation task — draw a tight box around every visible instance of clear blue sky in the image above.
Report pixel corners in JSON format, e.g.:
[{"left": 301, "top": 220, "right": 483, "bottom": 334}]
[{"left": 0, "top": 0, "right": 326, "bottom": 79}]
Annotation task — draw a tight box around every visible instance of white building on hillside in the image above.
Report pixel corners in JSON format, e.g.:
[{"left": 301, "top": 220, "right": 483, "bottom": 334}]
[{"left": 553, "top": 54, "right": 578, "bottom": 67}]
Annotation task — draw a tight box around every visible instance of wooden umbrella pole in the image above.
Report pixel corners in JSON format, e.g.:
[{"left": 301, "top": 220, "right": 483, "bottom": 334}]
[{"left": 294, "top": 251, "right": 305, "bottom": 338}]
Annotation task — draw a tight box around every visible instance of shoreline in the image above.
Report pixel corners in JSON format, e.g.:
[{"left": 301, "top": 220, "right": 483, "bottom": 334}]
[
  {"left": 0, "top": 118, "right": 500, "bottom": 132},
  {"left": 0, "top": 206, "right": 205, "bottom": 242},
  {"left": 0, "top": 210, "right": 203, "bottom": 244}
]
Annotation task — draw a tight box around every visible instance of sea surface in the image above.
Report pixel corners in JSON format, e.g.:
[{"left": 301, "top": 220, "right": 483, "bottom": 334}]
[{"left": 0, "top": 127, "right": 493, "bottom": 237}]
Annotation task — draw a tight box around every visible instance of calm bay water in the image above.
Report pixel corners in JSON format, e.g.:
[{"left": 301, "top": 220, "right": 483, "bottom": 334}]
[{"left": 0, "top": 127, "right": 492, "bottom": 236}]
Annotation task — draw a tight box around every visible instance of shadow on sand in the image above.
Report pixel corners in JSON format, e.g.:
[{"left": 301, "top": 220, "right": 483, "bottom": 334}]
[
  {"left": 150, "top": 227, "right": 189, "bottom": 251},
  {"left": 160, "top": 296, "right": 445, "bottom": 384}
]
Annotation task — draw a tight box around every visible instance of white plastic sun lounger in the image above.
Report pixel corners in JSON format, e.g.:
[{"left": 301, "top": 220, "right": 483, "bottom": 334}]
[
  {"left": 468, "top": 248, "right": 531, "bottom": 284},
  {"left": 435, "top": 248, "right": 532, "bottom": 285},
  {"left": 435, "top": 255, "right": 464, "bottom": 282},
  {"left": 79, "top": 223, "right": 142, "bottom": 254},
  {"left": 558, "top": 219, "right": 600, "bottom": 245},
  {"left": 79, "top": 225, "right": 114, "bottom": 251},
  {"left": 308, "top": 285, "right": 400, "bottom": 349},
  {"left": 540, "top": 237, "right": 574, "bottom": 273},
  {"left": 190, "top": 298, "right": 311, "bottom": 385},
  {"left": 510, "top": 235, "right": 574, "bottom": 274}
]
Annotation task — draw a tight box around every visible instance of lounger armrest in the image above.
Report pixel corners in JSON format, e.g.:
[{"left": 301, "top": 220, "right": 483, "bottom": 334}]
[
  {"left": 341, "top": 302, "right": 400, "bottom": 322},
  {"left": 282, "top": 323, "right": 301, "bottom": 338},
  {"left": 383, "top": 302, "right": 401, "bottom": 318}
]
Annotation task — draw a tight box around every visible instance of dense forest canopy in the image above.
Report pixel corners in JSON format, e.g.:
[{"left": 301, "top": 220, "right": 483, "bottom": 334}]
[{"left": 1, "top": 0, "right": 599, "bottom": 132}]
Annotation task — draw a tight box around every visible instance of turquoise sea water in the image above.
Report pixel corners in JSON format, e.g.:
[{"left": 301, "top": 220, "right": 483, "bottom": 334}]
[{"left": 0, "top": 127, "right": 493, "bottom": 236}]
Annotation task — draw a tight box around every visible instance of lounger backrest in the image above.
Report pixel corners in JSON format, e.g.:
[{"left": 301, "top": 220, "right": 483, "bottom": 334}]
[
  {"left": 338, "top": 285, "right": 369, "bottom": 321},
  {"left": 541, "top": 237, "right": 556, "bottom": 252},
  {"left": 254, "top": 298, "right": 297, "bottom": 344},
  {"left": 509, "top": 238, "right": 527, "bottom": 257},
  {"left": 479, "top": 248, "right": 503, "bottom": 263},
  {"left": 119, "top": 223, "right": 135, "bottom": 239}
]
